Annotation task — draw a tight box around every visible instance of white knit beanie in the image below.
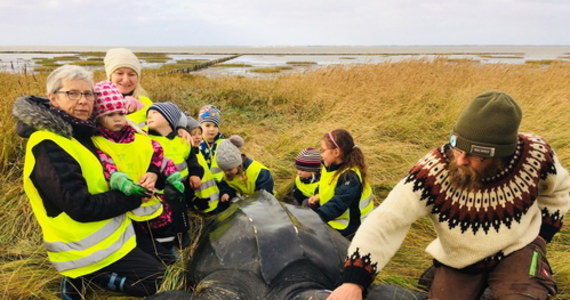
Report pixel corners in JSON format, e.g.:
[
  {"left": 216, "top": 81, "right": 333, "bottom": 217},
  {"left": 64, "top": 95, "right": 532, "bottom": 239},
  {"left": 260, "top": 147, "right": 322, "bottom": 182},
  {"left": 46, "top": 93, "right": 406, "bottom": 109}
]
[
  {"left": 216, "top": 135, "right": 245, "bottom": 171},
  {"left": 104, "top": 48, "right": 141, "bottom": 79}
]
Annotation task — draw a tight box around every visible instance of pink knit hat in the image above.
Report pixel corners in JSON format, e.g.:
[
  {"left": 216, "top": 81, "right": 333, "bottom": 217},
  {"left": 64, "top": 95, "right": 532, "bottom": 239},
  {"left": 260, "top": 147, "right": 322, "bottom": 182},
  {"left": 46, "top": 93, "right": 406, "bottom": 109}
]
[{"left": 93, "top": 80, "right": 127, "bottom": 118}]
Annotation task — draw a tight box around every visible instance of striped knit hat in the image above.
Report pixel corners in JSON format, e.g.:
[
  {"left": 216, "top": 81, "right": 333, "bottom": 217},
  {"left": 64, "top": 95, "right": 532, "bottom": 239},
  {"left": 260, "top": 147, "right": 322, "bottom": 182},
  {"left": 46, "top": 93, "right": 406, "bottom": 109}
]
[
  {"left": 198, "top": 104, "right": 221, "bottom": 126},
  {"left": 147, "top": 102, "right": 183, "bottom": 131},
  {"left": 295, "top": 147, "right": 321, "bottom": 172},
  {"left": 93, "top": 80, "right": 127, "bottom": 118}
]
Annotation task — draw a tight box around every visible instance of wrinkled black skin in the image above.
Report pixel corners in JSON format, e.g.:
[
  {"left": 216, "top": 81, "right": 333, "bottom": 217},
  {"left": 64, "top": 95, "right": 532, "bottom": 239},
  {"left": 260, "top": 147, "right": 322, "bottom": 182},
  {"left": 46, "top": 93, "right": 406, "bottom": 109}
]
[{"left": 148, "top": 191, "right": 429, "bottom": 300}]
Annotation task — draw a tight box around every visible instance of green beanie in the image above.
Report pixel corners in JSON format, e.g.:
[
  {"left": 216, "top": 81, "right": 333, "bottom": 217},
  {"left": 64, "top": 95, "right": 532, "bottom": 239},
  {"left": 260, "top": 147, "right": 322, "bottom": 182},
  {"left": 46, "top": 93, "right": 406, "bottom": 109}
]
[{"left": 450, "top": 91, "right": 522, "bottom": 158}]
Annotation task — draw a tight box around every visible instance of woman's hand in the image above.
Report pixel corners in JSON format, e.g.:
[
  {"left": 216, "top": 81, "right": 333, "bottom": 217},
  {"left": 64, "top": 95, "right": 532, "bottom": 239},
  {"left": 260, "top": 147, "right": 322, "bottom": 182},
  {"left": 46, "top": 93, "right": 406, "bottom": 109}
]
[{"left": 138, "top": 172, "right": 158, "bottom": 191}]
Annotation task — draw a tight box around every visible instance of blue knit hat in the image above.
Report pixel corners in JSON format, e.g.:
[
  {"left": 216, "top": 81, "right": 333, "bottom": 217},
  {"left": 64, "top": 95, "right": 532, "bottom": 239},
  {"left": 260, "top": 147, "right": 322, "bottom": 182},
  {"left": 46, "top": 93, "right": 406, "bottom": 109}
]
[
  {"left": 198, "top": 104, "right": 221, "bottom": 127},
  {"left": 147, "top": 102, "right": 183, "bottom": 131}
]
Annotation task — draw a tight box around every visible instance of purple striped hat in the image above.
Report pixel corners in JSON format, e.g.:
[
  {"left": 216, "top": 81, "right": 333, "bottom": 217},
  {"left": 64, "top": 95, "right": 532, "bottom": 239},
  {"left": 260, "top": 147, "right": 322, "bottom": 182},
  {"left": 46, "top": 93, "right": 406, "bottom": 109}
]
[{"left": 295, "top": 148, "right": 321, "bottom": 172}]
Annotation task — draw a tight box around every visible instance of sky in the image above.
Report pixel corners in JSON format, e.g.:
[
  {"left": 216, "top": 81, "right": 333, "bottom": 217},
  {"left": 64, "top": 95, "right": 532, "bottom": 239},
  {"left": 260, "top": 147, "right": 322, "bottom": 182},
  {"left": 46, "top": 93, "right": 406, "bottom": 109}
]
[{"left": 1, "top": 0, "right": 569, "bottom": 46}]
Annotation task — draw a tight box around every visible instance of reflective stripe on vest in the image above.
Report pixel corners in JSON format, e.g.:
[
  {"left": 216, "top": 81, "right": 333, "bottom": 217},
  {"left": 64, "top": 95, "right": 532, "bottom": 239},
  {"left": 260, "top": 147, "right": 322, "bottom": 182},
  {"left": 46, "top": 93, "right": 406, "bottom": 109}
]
[
  {"left": 319, "top": 166, "right": 375, "bottom": 230},
  {"left": 203, "top": 138, "right": 224, "bottom": 182},
  {"left": 194, "top": 152, "right": 220, "bottom": 213},
  {"left": 224, "top": 160, "right": 269, "bottom": 197},
  {"left": 126, "top": 96, "right": 153, "bottom": 129},
  {"left": 294, "top": 176, "right": 319, "bottom": 198},
  {"left": 23, "top": 130, "right": 136, "bottom": 278},
  {"left": 92, "top": 133, "right": 163, "bottom": 221},
  {"left": 149, "top": 135, "right": 191, "bottom": 179}
]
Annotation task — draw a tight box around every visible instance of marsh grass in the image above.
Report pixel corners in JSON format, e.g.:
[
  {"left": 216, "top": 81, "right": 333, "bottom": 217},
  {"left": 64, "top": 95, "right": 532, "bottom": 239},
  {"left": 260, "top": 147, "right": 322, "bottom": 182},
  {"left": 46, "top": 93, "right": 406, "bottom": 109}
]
[
  {"left": 250, "top": 66, "right": 294, "bottom": 73},
  {"left": 479, "top": 54, "right": 524, "bottom": 59},
  {"left": 213, "top": 63, "right": 253, "bottom": 68},
  {"left": 525, "top": 59, "right": 556, "bottom": 65},
  {"left": 2, "top": 59, "right": 570, "bottom": 299},
  {"left": 286, "top": 61, "right": 317, "bottom": 65}
]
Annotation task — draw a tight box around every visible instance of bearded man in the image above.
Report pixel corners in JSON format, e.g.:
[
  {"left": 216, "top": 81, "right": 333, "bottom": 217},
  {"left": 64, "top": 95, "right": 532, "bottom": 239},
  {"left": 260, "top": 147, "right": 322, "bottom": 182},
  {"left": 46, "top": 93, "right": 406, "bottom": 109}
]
[{"left": 327, "top": 91, "right": 570, "bottom": 300}]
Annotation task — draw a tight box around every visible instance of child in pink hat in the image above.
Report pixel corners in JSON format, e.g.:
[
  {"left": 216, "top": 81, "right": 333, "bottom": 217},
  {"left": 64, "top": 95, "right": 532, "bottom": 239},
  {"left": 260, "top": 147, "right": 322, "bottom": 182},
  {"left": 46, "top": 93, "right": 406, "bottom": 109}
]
[{"left": 92, "top": 80, "right": 187, "bottom": 261}]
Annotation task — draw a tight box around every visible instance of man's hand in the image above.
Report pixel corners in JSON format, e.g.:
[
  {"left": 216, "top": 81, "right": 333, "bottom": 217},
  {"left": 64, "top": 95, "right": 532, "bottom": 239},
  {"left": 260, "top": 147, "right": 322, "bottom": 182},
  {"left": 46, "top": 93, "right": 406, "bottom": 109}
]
[{"left": 326, "top": 283, "right": 363, "bottom": 300}]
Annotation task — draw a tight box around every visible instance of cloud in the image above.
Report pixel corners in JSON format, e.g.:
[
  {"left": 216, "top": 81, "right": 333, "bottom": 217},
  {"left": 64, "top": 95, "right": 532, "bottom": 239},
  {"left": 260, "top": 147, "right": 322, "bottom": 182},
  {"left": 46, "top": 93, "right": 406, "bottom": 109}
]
[{"left": 1, "top": 0, "right": 570, "bottom": 45}]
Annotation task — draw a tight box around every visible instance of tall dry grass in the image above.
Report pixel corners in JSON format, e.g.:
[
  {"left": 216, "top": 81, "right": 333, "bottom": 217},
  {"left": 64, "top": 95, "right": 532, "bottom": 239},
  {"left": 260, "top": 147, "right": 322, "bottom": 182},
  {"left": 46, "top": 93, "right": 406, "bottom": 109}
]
[{"left": 1, "top": 58, "right": 570, "bottom": 299}]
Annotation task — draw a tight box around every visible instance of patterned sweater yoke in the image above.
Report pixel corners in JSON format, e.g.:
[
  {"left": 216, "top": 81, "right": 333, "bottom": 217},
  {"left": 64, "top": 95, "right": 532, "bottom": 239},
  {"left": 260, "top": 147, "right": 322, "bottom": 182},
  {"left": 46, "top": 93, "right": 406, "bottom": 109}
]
[{"left": 341, "top": 133, "right": 570, "bottom": 290}]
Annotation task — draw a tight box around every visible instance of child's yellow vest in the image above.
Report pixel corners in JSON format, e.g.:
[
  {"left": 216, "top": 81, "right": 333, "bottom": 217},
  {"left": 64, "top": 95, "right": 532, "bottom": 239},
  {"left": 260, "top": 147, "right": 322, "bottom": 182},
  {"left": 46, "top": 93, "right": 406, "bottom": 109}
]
[
  {"left": 194, "top": 151, "right": 221, "bottom": 213},
  {"left": 319, "top": 167, "right": 374, "bottom": 230},
  {"left": 127, "top": 95, "right": 153, "bottom": 128},
  {"left": 92, "top": 133, "right": 163, "bottom": 221},
  {"left": 224, "top": 160, "right": 269, "bottom": 197}
]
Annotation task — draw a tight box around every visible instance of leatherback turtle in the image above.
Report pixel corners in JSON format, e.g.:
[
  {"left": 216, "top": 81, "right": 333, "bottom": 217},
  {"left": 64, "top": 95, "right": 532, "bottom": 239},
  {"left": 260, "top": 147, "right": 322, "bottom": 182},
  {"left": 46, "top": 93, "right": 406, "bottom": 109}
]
[{"left": 148, "top": 191, "right": 426, "bottom": 300}]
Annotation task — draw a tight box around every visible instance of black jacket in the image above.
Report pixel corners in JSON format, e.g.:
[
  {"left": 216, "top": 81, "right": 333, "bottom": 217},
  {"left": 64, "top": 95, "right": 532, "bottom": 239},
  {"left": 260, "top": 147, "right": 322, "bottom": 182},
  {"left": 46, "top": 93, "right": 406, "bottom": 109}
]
[{"left": 13, "top": 95, "right": 142, "bottom": 222}]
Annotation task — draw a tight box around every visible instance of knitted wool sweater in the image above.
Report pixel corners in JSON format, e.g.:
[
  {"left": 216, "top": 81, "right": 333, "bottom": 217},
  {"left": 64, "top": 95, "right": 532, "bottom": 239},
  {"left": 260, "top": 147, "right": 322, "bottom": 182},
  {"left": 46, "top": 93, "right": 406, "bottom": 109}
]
[{"left": 342, "top": 133, "right": 570, "bottom": 289}]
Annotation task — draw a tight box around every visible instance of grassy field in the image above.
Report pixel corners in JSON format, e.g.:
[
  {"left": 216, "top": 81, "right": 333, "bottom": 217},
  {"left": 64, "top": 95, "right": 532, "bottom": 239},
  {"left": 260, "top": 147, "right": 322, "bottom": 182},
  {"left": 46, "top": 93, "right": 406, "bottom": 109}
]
[{"left": 1, "top": 58, "right": 570, "bottom": 299}]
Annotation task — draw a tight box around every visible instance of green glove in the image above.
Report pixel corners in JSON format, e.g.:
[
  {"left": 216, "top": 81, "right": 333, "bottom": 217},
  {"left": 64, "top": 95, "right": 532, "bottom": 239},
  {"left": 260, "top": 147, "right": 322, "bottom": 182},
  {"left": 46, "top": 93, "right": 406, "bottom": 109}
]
[
  {"left": 110, "top": 172, "right": 151, "bottom": 197},
  {"left": 166, "top": 171, "right": 185, "bottom": 194}
]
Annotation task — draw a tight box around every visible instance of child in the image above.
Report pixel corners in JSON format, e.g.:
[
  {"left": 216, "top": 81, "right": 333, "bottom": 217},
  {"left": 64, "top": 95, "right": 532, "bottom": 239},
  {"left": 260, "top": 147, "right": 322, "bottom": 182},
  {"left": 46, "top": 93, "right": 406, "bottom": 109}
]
[
  {"left": 198, "top": 104, "right": 225, "bottom": 182},
  {"left": 216, "top": 135, "right": 274, "bottom": 210},
  {"left": 185, "top": 116, "right": 222, "bottom": 214},
  {"left": 307, "top": 129, "right": 375, "bottom": 239},
  {"left": 289, "top": 147, "right": 321, "bottom": 206},
  {"left": 91, "top": 81, "right": 185, "bottom": 262},
  {"left": 146, "top": 102, "right": 200, "bottom": 248}
]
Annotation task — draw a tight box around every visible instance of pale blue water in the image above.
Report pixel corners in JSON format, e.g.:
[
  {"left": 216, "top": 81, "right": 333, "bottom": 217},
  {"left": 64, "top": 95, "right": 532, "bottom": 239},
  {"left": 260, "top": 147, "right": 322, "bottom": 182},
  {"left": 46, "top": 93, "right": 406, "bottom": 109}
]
[{"left": 1, "top": 46, "right": 569, "bottom": 76}]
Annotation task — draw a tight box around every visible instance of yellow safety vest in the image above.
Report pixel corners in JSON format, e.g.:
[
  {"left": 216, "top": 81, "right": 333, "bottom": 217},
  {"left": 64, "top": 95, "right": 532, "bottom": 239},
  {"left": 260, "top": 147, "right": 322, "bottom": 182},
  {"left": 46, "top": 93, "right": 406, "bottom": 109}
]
[
  {"left": 23, "top": 131, "right": 136, "bottom": 278},
  {"left": 92, "top": 133, "right": 163, "bottom": 221},
  {"left": 224, "top": 160, "right": 269, "bottom": 197},
  {"left": 319, "top": 167, "right": 375, "bottom": 230},
  {"left": 127, "top": 96, "right": 153, "bottom": 129},
  {"left": 294, "top": 176, "right": 319, "bottom": 198},
  {"left": 149, "top": 135, "right": 191, "bottom": 179},
  {"left": 203, "top": 138, "right": 224, "bottom": 182},
  {"left": 194, "top": 151, "right": 220, "bottom": 213}
]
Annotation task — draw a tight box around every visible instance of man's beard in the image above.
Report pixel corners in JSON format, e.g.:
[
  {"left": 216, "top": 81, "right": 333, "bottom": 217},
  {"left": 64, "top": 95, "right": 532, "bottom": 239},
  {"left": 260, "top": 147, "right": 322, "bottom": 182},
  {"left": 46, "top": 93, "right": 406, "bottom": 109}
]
[{"left": 447, "top": 152, "right": 504, "bottom": 191}]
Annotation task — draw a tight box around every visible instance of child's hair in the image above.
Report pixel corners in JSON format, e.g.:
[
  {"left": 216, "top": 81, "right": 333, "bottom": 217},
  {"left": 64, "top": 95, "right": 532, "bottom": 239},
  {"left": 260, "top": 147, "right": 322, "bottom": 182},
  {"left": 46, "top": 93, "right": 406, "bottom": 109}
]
[{"left": 323, "top": 129, "right": 368, "bottom": 186}]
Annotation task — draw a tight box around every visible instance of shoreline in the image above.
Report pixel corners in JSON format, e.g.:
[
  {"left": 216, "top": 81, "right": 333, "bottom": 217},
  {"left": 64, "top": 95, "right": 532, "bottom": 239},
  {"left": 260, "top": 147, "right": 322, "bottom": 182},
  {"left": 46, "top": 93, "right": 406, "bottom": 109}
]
[{"left": 0, "top": 45, "right": 569, "bottom": 58}]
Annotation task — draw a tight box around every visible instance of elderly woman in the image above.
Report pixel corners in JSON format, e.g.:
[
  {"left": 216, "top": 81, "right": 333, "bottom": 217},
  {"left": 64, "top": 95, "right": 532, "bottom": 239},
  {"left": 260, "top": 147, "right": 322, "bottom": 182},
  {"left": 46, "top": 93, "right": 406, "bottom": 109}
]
[{"left": 13, "top": 65, "right": 165, "bottom": 300}]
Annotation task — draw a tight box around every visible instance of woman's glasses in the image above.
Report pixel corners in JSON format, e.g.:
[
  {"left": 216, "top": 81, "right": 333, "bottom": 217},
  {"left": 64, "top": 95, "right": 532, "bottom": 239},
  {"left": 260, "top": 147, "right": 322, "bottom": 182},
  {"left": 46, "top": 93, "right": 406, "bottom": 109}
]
[{"left": 54, "top": 90, "right": 96, "bottom": 101}]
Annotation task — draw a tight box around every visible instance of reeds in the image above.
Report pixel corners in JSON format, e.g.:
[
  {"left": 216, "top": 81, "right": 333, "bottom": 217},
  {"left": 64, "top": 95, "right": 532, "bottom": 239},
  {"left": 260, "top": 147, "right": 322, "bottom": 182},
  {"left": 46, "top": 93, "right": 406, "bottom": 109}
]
[{"left": 2, "top": 59, "right": 570, "bottom": 299}]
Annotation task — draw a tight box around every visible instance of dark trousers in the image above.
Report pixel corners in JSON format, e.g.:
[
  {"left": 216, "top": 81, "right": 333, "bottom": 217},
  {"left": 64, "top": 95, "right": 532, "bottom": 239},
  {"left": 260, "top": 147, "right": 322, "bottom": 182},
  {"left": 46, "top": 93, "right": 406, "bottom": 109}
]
[
  {"left": 66, "top": 228, "right": 171, "bottom": 298},
  {"left": 429, "top": 237, "right": 557, "bottom": 300}
]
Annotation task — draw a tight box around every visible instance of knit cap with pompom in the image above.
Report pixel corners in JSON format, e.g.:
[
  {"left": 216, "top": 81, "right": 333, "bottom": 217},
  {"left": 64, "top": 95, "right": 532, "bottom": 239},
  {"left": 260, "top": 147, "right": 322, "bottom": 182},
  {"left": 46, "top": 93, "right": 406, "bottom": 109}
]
[
  {"left": 216, "top": 135, "right": 245, "bottom": 171},
  {"left": 93, "top": 80, "right": 127, "bottom": 118}
]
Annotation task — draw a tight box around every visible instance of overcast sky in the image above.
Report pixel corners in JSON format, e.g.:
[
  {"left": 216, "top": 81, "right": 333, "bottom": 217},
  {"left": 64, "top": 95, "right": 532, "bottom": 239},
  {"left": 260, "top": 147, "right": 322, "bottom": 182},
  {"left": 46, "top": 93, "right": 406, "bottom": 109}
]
[{"left": 1, "top": 0, "right": 569, "bottom": 46}]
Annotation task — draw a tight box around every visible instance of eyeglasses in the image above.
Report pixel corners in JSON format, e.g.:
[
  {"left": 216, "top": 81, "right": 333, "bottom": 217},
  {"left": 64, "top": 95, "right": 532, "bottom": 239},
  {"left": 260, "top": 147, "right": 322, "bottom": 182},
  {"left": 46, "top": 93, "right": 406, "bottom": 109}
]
[
  {"left": 451, "top": 147, "right": 488, "bottom": 162},
  {"left": 54, "top": 90, "right": 96, "bottom": 101}
]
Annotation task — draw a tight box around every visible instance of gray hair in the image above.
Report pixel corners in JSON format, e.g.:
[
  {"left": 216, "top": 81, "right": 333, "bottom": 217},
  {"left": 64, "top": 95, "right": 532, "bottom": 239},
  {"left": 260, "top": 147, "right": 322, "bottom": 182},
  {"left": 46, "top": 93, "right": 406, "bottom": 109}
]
[{"left": 46, "top": 65, "right": 94, "bottom": 94}]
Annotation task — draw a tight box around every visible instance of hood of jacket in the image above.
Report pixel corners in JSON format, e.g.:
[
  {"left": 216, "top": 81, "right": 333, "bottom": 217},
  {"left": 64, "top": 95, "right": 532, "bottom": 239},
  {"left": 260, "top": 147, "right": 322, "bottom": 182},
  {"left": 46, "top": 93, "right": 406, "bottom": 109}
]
[{"left": 12, "top": 95, "right": 73, "bottom": 138}]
